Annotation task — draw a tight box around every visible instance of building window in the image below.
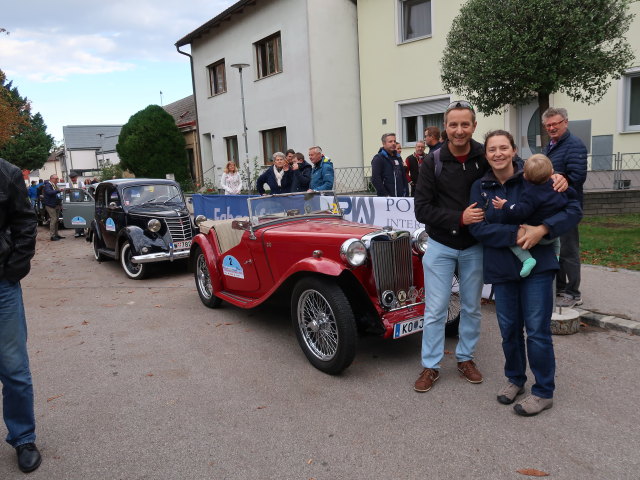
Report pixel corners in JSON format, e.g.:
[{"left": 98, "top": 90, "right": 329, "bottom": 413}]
[
  {"left": 399, "top": 97, "right": 449, "bottom": 145},
  {"left": 399, "top": 0, "right": 432, "bottom": 43},
  {"left": 207, "top": 59, "right": 226, "bottom": 96},
  {"left": 255, "top": 33, "right": 282, "bottom": 79},
  {"left": 622, "top": 70, "right": 640, "bottom": 132},
  {"left": 261, "top": 127, "right": 287, "bottom": 164},
  {"left": 225, "top": 136, "right": 239, "bottom": 164}
]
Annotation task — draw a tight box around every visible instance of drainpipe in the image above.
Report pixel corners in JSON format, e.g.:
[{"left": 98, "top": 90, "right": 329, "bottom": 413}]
[{"left": 176, "top": 45, "right": 203, "bottom": 185}]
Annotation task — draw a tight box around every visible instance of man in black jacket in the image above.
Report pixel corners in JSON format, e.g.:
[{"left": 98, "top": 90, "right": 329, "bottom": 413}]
[
  {"left": 413, "top": 101, "right": 487, "bottom": 393},
  {"left": 0, "top": 157, "right": 42, "bottom": 473},
  {"left": 371, "top": 133, "right": 409, "bottom": 197},
  {"left": 405, "top": 140, "right": 426, "bottom": 197},
  {"left": 42, "top": 174, "right": 64, "bottom": 241}
]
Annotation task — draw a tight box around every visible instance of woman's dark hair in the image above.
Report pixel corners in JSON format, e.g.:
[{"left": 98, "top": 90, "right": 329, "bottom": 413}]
[{"left": 484, "top": 129, "right": 516, "bottom": 150}]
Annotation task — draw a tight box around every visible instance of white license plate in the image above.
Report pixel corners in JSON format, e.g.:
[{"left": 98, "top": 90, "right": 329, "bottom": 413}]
[
  {"left": 393, "top": 317, "right": 424, "bottom": 339},
  {"left": 174, "top": 240, "right": 191, "bottom": 250}
]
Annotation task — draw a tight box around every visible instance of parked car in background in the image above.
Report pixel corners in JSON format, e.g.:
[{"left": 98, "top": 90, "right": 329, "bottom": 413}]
[
  {"left": 62, "top": 187, "right": 94, "bottom": 233},
  {"left": 87, "top": 179, "right": 196, "bottom": 279},
  {"left": 191, "top": 191, "right": 460, "bottom": 374}
]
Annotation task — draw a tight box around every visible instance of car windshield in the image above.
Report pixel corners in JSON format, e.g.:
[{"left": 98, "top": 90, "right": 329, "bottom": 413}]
[
  {"left": 248, "top": 191, "right": 342, "bottom": 226},
  {"left": 122, "top": 184, "right": 183, "bottom": 207}
]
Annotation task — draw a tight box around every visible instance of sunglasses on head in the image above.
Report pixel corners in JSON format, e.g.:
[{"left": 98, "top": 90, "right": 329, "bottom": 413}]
[{"left": 446, "top": 100, "right": 475, "bottom": 113}]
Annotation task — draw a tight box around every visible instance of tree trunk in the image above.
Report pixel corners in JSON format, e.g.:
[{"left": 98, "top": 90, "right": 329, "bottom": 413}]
[{"left": 538, "top": 92, "right": 550, "bottom": 148}]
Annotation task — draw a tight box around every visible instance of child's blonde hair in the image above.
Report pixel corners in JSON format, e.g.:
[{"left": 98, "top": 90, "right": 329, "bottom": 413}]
[{"left": 524, "top": 154, "right": 554, "bottom": 184}]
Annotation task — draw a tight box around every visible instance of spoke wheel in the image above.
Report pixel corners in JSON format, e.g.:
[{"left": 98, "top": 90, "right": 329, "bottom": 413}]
[
  {"left": 445, "top": 273, "right": 461, "bottom": 337},
  {"left": 292, "top": 277, "right": 356, "bottom": 375},
  {"left": 194, "top": 247, "right": 221, "bottom": 308},
  {"left": 120, "top": 240, "right": 147, "bottom": 280}
]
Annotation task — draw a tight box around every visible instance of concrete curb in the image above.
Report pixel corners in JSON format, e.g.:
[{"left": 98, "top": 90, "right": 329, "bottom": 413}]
[{"left": 576, "top": 308, "right": 640, "bottom": 335}]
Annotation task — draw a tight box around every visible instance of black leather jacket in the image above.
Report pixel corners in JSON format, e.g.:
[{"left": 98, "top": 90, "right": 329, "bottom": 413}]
[{"left": 0, "top": 158, "right": 37, "bottom": 283}]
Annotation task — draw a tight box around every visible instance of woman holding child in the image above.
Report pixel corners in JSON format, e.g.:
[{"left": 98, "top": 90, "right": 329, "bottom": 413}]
[{"left": 469, "top": 130, "right": 581, "bottom": 416}]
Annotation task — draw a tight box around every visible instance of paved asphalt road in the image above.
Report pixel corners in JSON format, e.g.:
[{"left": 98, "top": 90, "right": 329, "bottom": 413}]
[{"left": 1, "top": 226, "right": 639, "bottom": 479}]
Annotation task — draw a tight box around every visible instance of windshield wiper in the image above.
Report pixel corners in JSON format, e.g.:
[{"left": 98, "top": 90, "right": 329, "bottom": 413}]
[{"left": 162, "top": 193, "right": 182, "bottom": 204}]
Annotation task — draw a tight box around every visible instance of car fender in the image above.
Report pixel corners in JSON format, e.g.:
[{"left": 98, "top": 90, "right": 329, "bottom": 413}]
[
  {"left": 280, "top": 256, "right": 347, "bottom": 279},
  {"left": 191, "top": 232, "right": 224, "bottom": 293},
  {"left": 117, "top": 225, "right": 168, "bottom": 258}
]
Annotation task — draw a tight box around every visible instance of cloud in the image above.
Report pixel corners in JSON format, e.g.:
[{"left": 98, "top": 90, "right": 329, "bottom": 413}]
[{"left": 0, "top": 0, "right": 235, "bottom": 82}]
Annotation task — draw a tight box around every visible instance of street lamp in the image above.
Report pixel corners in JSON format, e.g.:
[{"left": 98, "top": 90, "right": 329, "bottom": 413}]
[{"left": 231, "top": 63, "right": 251, "bottom": 183}]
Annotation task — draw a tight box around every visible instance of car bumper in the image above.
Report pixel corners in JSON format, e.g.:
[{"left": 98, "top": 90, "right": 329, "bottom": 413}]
[{"left": 131, "top": 249, "right": 190, "bottom": 264}]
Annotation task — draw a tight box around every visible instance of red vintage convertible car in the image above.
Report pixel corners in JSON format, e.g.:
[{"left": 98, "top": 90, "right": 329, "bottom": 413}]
[{"left": 191, "top": 191, "right": 459, "bottom": 374}]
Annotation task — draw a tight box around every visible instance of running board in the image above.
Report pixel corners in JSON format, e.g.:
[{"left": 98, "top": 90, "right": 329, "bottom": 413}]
[{"left": 218, "top": 291, "right": 261, "bottom": 307}]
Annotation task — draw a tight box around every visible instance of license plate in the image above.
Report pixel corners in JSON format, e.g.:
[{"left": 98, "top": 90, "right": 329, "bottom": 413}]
[
  {"left": 174, "top": 240, "right": 191, "bottom": 250},
  {"left": 393, "top": 317, "right": 424, "bottom": 339}
]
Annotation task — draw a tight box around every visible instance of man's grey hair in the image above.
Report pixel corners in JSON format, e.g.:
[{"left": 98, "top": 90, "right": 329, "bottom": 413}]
[
  {"left": 542, "top": 107, "right": 568, "bottom": 121},
  {"left": 381, "top": 133, "right": 396, "bottom": 143},
  {"left": 272, "top": 151, "right": 285, "bottom": 161},
  {"left": 415, "top": 140, "right": 426, "bottom": 147},
  {"left": 309, "top": 146, "right": 322, "bottom": 154}
]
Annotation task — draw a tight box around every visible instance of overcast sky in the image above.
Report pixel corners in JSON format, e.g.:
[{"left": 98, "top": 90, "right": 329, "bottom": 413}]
[{"left": 0, "top": 0, "right": 237, "bottom": 142}]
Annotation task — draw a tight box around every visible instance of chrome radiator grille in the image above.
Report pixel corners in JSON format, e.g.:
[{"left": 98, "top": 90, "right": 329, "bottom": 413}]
[
  {"left": 369, "top": 233, "right": 413, "bottom": 301},
  {"left": 165, "top": 216, "right": 193, "bottom": 242}
]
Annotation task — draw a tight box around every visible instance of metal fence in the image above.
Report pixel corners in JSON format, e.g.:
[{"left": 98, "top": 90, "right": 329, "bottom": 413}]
[{"left": 333, "top": 152, "right": 640, "bottom": 194}]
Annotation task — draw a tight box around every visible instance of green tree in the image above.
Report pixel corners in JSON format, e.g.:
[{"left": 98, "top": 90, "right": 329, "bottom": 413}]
[
  {"left": 0, "top": 69, "right": 30, "bottom": 150},
  {"left": 441, "top": 0, "right": 635, "bottom": 144},
  {"left": 116, "top": 105, "right": 189, "bottom": 182},
  {"left": 0, "top": 112, "right": 54, "bottom": 171}
]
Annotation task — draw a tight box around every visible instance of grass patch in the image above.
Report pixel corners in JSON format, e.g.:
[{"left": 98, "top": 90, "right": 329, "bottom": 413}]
[{"left": 580, "top": 213, "right": 640, "bottom": 270}]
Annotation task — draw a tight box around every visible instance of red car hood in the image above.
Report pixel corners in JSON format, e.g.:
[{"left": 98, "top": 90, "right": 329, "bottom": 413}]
[{"left": 261, "top": 218, "right": 381, "bottom": 242}]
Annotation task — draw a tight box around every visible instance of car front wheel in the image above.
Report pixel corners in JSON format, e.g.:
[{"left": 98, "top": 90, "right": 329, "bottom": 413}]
[
  {"left": 120, "top": 240, "right": 147, "bottom": 280},
  {"left": 194, "top": 246, "right": 222, "bottom": 308},
  {"left": 291, "top": 277, "right": 357, "bottom": 375}
]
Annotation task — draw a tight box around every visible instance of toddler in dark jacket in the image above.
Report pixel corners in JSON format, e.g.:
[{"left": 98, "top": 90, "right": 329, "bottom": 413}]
[{"left": 493, "top": 154, "right": 570, "bottom": 277}]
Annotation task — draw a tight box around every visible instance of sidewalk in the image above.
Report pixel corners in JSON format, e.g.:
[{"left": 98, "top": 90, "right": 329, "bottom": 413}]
[{"left": 575, "top": 264, "right": 640, "bottom": 334}]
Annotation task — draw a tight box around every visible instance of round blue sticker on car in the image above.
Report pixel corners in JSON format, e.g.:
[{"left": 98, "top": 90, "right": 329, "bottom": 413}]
[
  {"left": 71, "top": 216, "right": 86, "bottom": 226},
  {"left": 222, "top": 255, "right": 244, "bottom": 279},
  {"left": 106, "top": 218, "right": 116, "bottom": 232}
]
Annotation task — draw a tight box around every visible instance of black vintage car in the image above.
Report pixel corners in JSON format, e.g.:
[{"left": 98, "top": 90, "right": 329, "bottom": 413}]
[{"left": 83, "top": 179, "right": 195, "bottom": 279}]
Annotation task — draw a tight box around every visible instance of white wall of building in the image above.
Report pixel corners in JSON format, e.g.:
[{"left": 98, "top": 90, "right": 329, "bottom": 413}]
[{"left": 190, "top": 0, "right": 362, "bottom": 185}]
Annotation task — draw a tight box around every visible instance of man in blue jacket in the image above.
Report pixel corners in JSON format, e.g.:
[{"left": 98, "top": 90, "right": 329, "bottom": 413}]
[
  {"left": 42, "top": 174, "right": 64, "bottom": 241},
  {"left": 308, "top": 146, "right": 334, "bottom": 192},
  {"left": 542, "top": 107, "right": 588, "bottom": 308},
  {"left": 371, "top": 133, "right": 409, "bottom": 197}
]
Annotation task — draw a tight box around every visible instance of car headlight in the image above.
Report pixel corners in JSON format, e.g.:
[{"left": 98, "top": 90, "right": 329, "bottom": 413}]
[
  {"left": 195, "top": 215, "right": 207, "bottom": 226},
  {"left": 340, "top": 238, "right": 367, "bottom": 267},
  {"left": 147, "top": 218, "right": 161, "bottom": 233},
  {"left": 411, "top": 227, "right": 429, "bottom": 254}
]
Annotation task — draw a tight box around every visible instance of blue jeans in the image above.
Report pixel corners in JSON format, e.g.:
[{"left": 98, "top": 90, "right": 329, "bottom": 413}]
[
  {"left": 420, "top": 239, "right": 483, "bottom": 369},
  {"left": 0, "top": 279, "right": 36, "bottom": 447},
  {"left": 493, "top": 272, "right": 555, "bottom": 398}
]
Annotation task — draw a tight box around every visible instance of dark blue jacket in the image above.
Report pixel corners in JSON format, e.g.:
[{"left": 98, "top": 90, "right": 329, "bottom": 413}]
[
  {"left": 543, "top": 130, "right": 587, "bottom": 205},
  {"left": 501, "top": 179, "right": 573, "bottom": 227},
  {"left": 256, "top": 166, "right": 293, "bottom": 195},
  {"left": 310, "top": 157, "right": 334, "bottom": 191},
  {"left": 290, "top": 161, "right": 312, "bottom": 192},
  {"left": 469, "top": 164, "right": 582, "bottom": 284},
  {"left": 371, "top": 148, "right": 409, "bottom": 197},
  {"left": 42, "top": 181, "right": 61, "bottom": 207}
]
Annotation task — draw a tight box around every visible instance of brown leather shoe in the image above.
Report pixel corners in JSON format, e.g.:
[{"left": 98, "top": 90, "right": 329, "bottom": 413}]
[
  {"left": 414, "top": 368, "right": 440, "bottom": 392},
  {"left": 457, "top": 360, "right": 483, "bottom": 383}
]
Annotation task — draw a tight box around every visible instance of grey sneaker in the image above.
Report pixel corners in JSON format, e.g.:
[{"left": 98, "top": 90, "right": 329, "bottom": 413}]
[
  {"left": 497, "top": 382, "right": 525, "bottom": 405},
  {"left": 513, "top": 394, "right": 553, "bottom": 416},
  {"left": 556, "top": 294, "right": 576, "bottom": 308},
  {"left": 573, "top": 296, "right": 583, "bottom": 306}
]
